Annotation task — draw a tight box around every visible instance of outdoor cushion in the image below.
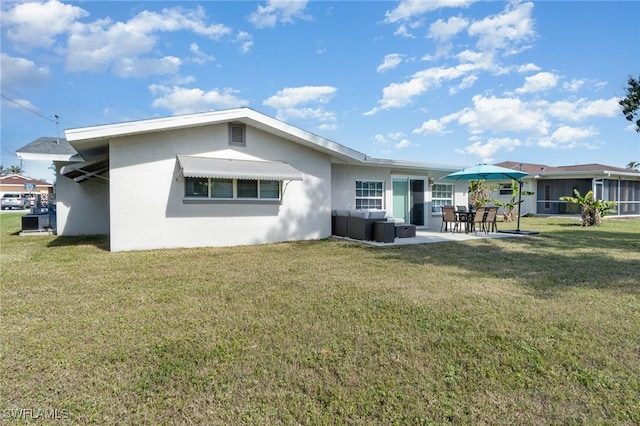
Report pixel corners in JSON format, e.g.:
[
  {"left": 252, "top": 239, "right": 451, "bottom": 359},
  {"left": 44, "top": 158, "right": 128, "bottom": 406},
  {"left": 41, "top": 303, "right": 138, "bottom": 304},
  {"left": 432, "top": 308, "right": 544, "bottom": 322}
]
[
  {"left": 367, "top": 210, "right": 386, "bottom": 220},
  {"left": 348, "top": 210, "right": 367, "bottom": 218}
]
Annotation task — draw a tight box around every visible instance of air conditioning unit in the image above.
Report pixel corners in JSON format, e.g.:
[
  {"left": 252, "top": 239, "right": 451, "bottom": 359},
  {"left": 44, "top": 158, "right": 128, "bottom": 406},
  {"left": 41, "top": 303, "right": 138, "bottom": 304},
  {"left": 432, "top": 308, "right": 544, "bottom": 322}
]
[{"left": 21, "top": 214, "right": 50, "bottom": 231}]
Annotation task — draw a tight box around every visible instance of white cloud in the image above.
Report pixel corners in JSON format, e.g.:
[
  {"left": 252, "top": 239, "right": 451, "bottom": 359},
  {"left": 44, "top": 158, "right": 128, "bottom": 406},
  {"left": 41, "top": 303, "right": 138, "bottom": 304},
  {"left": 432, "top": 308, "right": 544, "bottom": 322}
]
[
  {"left": 189, "top": 43, "right": 215, "bottom": 64},
  {"left": 384, "top": 0, "right": 476, "bottom": 23},
  {"left": 515, "top": 71, "right": 559, "bottom": 94},
  {"left": 365, "top": 62, "right": 482, "bottom": 115},
  {"left": 449, "top": 74, "right": 478, "bottom": 94},
  {"left": 545, "top": 97, "right": 620, "bottom": 121},
  {"left": 562, "top": 79, "right": 585, "bottom": 92},
  {"left": 248, "top": 0, "right": 311, "bottom": 29},
  {"left": 263, "top": 86, "right": 337, "bottom": 124},
  {"left": 468, "top": 2, "right": 536, "bottom": 53},
  {"left": 263, "top": 86, "right": 337, "bottom": 109},
  {"left": 149, "top": 85, "right": 249, "bottom": 114},
  {"left": 2, "top": 0, "right": 88, "bottom": 50},
  {"left": 517, "top": 63, "right": 541, "bottom": 73},
  {"left": 393, "top": 24, "right": 415, "bottom": 38},
  {"left": 377, "top": 53, "right": 405, "bottom": 73},
  {"left": 538, "top": 126, "right": 598, "bottom": 148},
  {"left": 457, "top": 95, "right": 550, "bottom": 135},
  {"left": 455, "top": 137, "right": 522, "bottom": 161},
  {"left": 414, "top": 119, "right": 447, "bottom": 135},
  {"left": 0, "top": 53, "right": 50, "bottom": 91},
  {"left": 235, "top": 31, "right": 254, "bottom": 54},
  {"left": 428, "top": 15, "right": 469, "bottom": 42},
  {"left": 395, "top": 139, "right": 413, "bottom": 149},
  {"left": 64, "top": 6, "right": 231, "bottom": 77}
]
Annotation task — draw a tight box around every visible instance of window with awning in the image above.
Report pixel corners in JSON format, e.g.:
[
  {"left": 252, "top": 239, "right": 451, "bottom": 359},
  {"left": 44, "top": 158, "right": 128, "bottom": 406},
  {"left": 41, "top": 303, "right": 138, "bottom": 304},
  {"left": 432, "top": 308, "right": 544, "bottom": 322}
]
[
  {"left": 177, "top": 155, "right": 302, "bottom": 202},
  {"left": 177, "top": 155, "right": 303, "bottom": 181}
]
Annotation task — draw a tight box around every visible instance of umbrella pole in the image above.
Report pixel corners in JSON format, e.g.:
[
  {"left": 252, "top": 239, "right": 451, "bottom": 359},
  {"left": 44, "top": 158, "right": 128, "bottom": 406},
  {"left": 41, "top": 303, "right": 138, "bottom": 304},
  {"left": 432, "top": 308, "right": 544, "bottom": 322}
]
[{"left": 516, "top": 179, "right": 523, "bottom": 232}]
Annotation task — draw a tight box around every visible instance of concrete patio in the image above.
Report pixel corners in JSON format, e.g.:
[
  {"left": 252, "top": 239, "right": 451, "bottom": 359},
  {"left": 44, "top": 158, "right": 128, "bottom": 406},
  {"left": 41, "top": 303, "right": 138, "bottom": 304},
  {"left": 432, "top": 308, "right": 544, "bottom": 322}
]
[{"left": 332, "top": 228, "right": 528, "bottom": 246}]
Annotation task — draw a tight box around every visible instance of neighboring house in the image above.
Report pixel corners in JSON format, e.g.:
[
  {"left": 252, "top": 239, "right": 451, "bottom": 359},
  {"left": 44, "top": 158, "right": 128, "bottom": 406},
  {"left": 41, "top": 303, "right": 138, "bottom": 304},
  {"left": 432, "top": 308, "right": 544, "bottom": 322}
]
[
  {"left": 0, "top": 173, "right": 53, "bottom": 198},
  {"left": 495, "top": 161, "right": 640, "bottom": 216},
  {"left": 17, "top": 108, "right": 468, "bottom": 251}
]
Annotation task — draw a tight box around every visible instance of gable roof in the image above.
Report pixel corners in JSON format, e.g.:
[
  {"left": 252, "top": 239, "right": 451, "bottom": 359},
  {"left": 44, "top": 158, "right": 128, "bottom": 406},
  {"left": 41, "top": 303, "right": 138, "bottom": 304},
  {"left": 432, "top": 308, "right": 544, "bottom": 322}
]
[
  {"left": 65, "top": 107, "right": 367, "bottom": 164},
  {"left": 21, "top": 108, "right": 461, "bottom": 173},
  {"left": 16, "top": 137, "right": 78, "bottom": 161},
  {"left": 497, "top": 161, "right": 640, "bottom": 178}
]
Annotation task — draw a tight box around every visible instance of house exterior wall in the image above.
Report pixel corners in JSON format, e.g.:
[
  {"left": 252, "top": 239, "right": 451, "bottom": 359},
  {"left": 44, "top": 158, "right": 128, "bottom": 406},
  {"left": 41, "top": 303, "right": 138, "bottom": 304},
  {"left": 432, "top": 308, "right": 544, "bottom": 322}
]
[
  {"left": 108, "top": 123, "right": 331, "bottom": 251},
  {"left": 331, "top": 164, "right": 464, "bottom": 229},
  {"left": 54, "top": 162, "right": 110, "bottom": 235}
]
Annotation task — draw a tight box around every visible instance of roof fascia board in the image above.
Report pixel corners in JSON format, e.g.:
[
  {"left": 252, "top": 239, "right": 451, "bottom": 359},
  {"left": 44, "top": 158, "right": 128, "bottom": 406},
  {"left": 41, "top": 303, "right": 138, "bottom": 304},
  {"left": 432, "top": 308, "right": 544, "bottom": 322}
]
[
  {"left": 534, "top": 170, "right": 640, "bottom": 179},
  {"left": 362, "top": 157, "right": 463, "bottom": 172},
  {"left": 16, "top": 152, "right": 77, "bottom": 162}
]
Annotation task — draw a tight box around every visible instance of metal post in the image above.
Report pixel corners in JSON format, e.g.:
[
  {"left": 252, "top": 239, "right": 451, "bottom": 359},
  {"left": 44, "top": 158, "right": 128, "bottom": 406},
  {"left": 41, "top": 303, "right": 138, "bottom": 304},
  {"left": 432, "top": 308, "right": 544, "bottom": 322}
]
[{"left": 516, "top": 179, "right": 523, "bottom": 232}]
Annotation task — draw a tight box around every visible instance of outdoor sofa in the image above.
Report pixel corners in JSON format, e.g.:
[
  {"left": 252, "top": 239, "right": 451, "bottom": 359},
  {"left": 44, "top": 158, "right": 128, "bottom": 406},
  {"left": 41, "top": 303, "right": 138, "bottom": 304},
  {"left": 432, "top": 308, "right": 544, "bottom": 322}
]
[{"left": 331, "top": 209, "right": 390, "bottom": 241}]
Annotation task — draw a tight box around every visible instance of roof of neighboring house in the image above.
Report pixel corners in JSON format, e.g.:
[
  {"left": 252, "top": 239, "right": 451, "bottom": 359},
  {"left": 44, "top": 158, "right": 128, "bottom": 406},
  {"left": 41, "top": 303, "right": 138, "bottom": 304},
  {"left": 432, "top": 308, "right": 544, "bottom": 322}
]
[
  {"left": 497, "top": 161, "right": 640, "bottom": 178},
  {"left": 16, "top": 137, "right": 78, "bottom": 161},
  {"left": 0, "top": 174, "right": 53, "bottom": 187}
]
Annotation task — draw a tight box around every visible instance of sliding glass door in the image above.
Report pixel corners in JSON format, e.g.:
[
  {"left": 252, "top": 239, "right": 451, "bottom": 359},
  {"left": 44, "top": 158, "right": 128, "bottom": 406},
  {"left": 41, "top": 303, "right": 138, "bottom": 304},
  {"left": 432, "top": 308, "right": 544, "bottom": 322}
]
[{"left": 392, "top": 178, "right": 425, "bottom": 226}]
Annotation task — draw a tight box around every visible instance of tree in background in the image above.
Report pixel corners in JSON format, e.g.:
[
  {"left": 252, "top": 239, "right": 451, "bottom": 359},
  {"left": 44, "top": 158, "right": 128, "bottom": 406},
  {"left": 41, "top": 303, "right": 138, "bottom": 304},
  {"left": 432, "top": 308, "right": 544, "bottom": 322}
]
[
  {"left": 468, "top": 180, "right": 497, "bottom": 210},
  {"left": 0, "top": 165, "right": 23, "bottom": 175},
  {"left": 619, "top": 75, "right": 640, "bottom": 133},
  {"left": 560, "top": 189, "right": 617, "bottom": 227},
  {"left": 493, "top": 179, "right": 534, "bottom": 222},
  {"left": 626, "top": 161, "right": 639, "bottom": 170}
]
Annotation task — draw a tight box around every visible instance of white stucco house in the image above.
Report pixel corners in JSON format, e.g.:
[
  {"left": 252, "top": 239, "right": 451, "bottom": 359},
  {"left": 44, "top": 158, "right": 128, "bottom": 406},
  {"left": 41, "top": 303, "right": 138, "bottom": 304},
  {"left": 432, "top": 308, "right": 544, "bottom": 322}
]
[{"left": 18, "top": 108, "right": 470, "bottom": 251}]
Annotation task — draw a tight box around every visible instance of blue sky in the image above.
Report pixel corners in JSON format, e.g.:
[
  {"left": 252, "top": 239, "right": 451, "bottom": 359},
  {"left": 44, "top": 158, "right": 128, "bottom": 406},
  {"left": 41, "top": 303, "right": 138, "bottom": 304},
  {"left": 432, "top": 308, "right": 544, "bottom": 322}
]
[{"left": 2, "top": 0, "right": 639, "bottom": 182}]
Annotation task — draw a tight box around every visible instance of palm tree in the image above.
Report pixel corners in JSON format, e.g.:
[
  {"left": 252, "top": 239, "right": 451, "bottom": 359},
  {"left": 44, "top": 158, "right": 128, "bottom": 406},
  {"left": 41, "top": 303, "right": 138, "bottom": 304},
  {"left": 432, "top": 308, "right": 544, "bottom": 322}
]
[
  {"left": 6, "top": 165, "right": 23, "bottom": 174},
  {"left": 626, "top": 161, "right": 639, "bottom": 170}
]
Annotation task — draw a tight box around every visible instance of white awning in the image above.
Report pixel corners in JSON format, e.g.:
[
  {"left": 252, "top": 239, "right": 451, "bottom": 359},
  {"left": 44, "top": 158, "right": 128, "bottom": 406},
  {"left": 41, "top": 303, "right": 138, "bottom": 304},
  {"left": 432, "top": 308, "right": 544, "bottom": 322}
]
[
  {"left": 177, "top": 155, "right": 303, "bottom": 181},
  {"left": 60, "top": 157, "right": 109, "bottom": 183}
]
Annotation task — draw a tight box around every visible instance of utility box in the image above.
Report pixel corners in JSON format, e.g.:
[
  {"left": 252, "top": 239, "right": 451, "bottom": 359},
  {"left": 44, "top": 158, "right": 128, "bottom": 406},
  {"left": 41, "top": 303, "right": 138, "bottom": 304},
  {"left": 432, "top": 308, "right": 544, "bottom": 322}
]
[{"left": 21, "top": 214, "right": 50, "bottom": 232}]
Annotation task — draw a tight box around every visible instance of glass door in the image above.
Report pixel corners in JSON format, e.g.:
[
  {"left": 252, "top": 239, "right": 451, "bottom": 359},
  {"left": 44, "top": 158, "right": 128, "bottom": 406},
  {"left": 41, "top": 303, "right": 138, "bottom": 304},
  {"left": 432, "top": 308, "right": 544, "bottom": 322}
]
[{"left": 392, "top": 178, "right": 425, "bottom": 226}]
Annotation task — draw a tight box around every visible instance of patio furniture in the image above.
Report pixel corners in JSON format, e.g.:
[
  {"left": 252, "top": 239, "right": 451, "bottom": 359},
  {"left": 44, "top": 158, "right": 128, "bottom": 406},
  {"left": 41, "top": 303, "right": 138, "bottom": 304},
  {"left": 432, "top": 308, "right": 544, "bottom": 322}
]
[
  {"left": 331, "top": 210, "right": 349, "bottom": 237},
  {"left": 395, "top": 224, "right": 416, "bottom": 238},
  {"left": 455, "top": 206, "right": 471, "bottom": 233},
  {"left": 440, "top": 206, "right": 459, "bottom": 233},
  {"left": 374, "top": 221, "right": 396, "bottom": 243},
  {"left": 332, "top": 209, "right": 389, "bottom": 240},
  {"left": 484, "top": 206, "right": 498, "bottom": 232},
  {"left": 471, "top": 207, "right": 487, "bottom": 234}
]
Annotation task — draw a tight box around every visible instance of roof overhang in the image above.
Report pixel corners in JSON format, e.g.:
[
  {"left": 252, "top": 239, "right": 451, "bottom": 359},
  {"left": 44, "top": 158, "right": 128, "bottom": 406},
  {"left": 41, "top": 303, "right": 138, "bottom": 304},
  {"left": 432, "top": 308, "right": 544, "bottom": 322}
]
[
  {"left": 177, "top": 155, "right": 303, "bottom": 181},
  {"left": 60, "top": 157, "right": 109, "bottom": 183},
  {"left": 16, "top": 152, "right": 77, "bottom": 162}
]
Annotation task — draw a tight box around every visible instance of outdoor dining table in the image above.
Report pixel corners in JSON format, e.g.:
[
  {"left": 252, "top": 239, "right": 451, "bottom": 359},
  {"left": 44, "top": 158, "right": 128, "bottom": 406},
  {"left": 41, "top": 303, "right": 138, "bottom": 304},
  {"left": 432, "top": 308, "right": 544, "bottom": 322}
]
[{"left": 455, "top": 209, "right": 475, "bottom": 233}]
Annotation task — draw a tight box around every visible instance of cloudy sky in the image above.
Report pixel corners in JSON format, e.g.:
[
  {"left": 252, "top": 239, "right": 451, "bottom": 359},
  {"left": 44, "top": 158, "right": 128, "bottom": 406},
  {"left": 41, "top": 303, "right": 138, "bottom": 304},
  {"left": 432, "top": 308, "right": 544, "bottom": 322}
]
[{"left": 1, "top": 0, "right": 639, "bottom": 181}]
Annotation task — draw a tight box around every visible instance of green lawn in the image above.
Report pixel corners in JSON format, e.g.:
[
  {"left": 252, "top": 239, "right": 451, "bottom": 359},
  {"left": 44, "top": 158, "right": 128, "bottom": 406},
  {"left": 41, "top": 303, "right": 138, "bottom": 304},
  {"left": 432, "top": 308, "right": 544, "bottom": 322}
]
[{"left": 1, "top": 213, "right": 639, "bottom": 425}]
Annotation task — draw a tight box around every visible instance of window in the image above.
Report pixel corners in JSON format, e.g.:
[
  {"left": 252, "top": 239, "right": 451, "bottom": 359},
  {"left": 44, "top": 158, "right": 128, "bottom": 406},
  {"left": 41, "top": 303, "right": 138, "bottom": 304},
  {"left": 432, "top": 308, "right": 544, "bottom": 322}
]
[
  {"left": 432, "top": 184, "right": 453, "bottom": 213},
  {"left": 185, "top": 177, "right": 280, "bottom": 201},
  {"left": 228, "top": 123, "right": 246, "bottom": 147},
  {"left": 185, "top": 177, "right": 208, "bottom": 198},
  {"left": 355, "top": 180, "right": 383, "bottom": 209},
  {"left": 499, "top": 183, "right": 513, "bottom": 195}
]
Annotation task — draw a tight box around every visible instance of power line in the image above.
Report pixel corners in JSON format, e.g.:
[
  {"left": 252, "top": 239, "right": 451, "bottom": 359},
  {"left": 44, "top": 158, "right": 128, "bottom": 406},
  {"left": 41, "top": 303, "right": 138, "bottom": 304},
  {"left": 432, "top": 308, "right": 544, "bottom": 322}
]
[{"left": 0, "top": 93, "right": 55, "bottom": 122}]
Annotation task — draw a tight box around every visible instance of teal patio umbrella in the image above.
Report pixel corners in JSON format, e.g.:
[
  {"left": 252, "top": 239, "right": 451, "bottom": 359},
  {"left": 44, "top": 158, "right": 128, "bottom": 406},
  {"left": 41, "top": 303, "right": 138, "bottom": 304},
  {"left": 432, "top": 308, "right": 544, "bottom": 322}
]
[{"left": 442, "top": 164, "right": 538, "bottom": 234}]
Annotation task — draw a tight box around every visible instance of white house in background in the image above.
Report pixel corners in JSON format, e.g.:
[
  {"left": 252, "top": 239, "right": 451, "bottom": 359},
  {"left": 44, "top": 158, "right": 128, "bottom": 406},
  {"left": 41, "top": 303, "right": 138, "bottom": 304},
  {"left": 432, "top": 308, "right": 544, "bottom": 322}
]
[{"left": 17, "top": 108, "right": 468, "bottom": 251}]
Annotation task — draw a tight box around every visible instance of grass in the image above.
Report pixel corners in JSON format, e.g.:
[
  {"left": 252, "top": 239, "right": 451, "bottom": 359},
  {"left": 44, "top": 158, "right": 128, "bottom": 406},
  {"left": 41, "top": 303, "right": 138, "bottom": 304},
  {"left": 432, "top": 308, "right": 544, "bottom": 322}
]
[{"left": 1, "top": 213, "right": 639, "bottom": 425}]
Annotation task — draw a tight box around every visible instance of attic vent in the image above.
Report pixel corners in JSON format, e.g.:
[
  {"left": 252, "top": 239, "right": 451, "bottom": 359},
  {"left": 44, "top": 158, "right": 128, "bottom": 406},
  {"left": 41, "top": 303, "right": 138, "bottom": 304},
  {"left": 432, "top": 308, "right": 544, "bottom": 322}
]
[{"left": 228, "top": 122, "right": 246, "bottom": 147}]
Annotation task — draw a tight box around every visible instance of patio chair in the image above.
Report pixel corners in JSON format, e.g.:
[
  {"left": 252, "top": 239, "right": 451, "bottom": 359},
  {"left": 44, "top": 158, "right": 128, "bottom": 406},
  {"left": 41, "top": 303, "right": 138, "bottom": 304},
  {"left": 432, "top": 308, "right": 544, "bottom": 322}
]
[
  {"left": 484, "top": 207, "right": 498, "bottom": 232},
  {"left": 440, "top": 206, "right": 459, "bottom": 233},
  {"left": 456, "top": 206, "right": 470, "bottom": 232},
  {"left": 471, "top": 207, "right": 487, "bottom": 234}
]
